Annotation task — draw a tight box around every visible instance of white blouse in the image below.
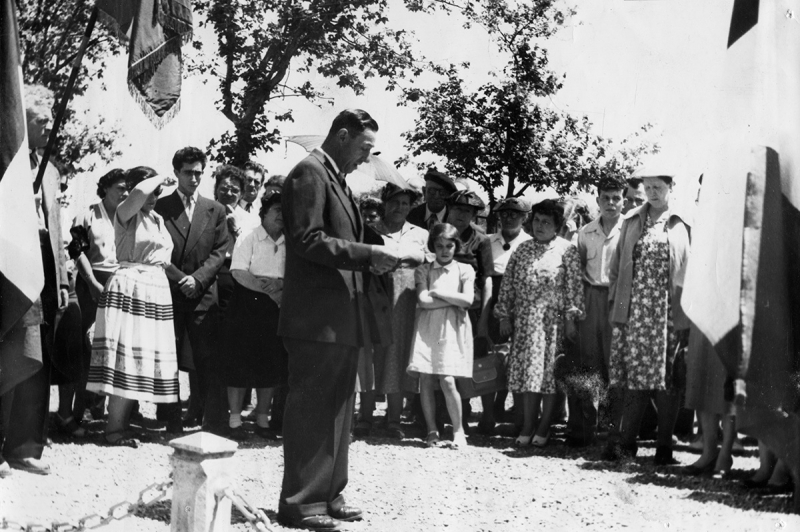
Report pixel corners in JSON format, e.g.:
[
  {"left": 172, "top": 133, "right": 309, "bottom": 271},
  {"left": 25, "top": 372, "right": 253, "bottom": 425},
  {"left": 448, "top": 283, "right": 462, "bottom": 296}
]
[{"left": 231, "top": 225, "right": 285, "bottom": 278}]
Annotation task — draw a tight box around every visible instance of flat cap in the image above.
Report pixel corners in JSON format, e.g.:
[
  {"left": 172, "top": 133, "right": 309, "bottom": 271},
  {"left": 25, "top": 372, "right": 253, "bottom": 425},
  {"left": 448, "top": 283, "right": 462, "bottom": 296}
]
[
  {"left": 494, "top": 197, "right": 531, "bottom": 213},
  {"left": 447, "top": 190, "right": 485, "bottom": 210}
]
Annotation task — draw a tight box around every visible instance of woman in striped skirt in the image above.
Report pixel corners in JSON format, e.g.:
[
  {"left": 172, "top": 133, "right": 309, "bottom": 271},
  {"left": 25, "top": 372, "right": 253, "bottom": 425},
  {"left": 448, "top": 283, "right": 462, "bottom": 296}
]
[{"left": 87, "top": 167, "right": 182, "bottom": 447}]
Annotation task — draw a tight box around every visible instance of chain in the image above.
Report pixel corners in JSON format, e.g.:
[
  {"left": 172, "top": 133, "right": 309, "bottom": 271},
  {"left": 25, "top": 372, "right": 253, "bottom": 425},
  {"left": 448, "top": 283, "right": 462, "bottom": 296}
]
[
  {"left": 1, "top": 480, "right": 172, "bottom": 532},
  {"left": 222, "top": 488, "right": 273, "bottom": 532}
]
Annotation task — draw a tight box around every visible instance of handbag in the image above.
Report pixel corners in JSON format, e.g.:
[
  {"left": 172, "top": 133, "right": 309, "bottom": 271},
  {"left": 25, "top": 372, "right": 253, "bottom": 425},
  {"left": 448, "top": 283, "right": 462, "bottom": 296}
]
[{"left": 457, "top": 340, "right": 508, "bottom": 399}]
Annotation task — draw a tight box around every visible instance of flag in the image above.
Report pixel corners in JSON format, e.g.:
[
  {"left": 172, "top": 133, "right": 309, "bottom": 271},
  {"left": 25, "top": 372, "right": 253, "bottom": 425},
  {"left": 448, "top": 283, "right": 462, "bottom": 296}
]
[
  {"left": 0, "top": 0, "right": 45, "bottom": 340},
  {"left": 97, "top": 0, "right": 193, "bottom": 128},
  {"left": 681, "top": 1, "right": 800, "bottom": 507}
]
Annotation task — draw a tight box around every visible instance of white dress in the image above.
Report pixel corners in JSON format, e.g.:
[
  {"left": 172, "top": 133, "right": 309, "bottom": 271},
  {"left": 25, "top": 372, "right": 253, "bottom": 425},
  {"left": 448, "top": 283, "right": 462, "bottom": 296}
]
[{"left": 407, "top": 261, "right": 475, "bottom": 378}]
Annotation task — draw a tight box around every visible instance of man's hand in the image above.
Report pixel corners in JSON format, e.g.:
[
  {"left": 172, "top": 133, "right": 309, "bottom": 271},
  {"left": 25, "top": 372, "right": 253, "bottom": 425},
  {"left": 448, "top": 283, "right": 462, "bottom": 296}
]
[
  {"left": 58, "top": 288, "right": 69, "bottom": 310},
  {"left": 370, "top": 245, "right": 401, "bottom": 275},
  {"left": 260, "top": 278, "right": 283, "bottom": 294},
  {"left": 178, "top": 275, "right": 201, "bottom": 298}
]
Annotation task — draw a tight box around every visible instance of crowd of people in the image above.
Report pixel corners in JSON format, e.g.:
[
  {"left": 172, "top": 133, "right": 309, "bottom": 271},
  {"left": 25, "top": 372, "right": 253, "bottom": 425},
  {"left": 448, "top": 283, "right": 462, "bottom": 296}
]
[{"left": 1, "top": 93, "right": 795, "bottom": 528}]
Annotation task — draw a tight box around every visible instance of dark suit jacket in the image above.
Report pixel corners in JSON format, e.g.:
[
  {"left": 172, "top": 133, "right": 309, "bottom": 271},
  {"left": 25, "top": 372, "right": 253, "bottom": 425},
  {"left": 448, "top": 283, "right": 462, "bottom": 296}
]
[
  {"left": 407, "top": 203, "right": 448, "bottom": 230},
  {"left": 155, "top": 192, "right": 230, "bottom": 313},
  {"left": 279, "top": 151, "right": 390, "bottom": 348}
]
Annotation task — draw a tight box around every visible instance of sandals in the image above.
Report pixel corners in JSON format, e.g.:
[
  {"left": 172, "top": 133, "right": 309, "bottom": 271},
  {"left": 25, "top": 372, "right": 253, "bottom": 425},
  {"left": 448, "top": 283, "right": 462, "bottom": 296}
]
[
  {"left": 104, "top": 431, "right": 138, "bottom": 448},
  {"left": 425, "top": 431, "right": 441, "bottom": 447},
  {"left": 56, "top": 415, "right": 86, "bottom": 438},
  {"left": 515, "top": 434, "right": 533, "bottom": 447}
]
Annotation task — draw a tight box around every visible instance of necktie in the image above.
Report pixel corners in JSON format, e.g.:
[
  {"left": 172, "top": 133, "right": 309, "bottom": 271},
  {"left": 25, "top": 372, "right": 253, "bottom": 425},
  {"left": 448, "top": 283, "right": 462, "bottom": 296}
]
[
  {"left": 184, "top": 194, "right": 195, "bottom": 221},
  {"left": 426, "top": 214, "right": 438, "bottom": 230},
  {"left": 244, "top": 202, "right": 252, "bottom": 212}
]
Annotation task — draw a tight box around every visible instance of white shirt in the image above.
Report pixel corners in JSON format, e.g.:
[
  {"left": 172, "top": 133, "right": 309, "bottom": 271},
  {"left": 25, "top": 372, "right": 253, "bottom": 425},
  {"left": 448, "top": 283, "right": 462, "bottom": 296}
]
[
  {"left": 313, "top": 147, "right": 341, "bottom": 179},
  {"left": 177, "top": 189, "right": 200, "bottom": 221},
  {"left": 231, "top": 225, "right": 285, "bottom": 278},
  {"left": 488, "top": 230, "right": 532, "bottom": 276},
  {"left": 576, "top": 216, "right": 622, "bottom": 287}
]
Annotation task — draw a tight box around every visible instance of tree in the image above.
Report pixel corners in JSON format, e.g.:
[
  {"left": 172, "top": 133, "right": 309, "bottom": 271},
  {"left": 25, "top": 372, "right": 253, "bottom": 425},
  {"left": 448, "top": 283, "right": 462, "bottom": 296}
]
[
  {"left": 190, "top": 0, "right": 423, "bottom": 165},
  {"left": 400, "top": 0, "right": 658, "bottom": 207},
  {"left": 16, "top": 0, "right": 124, "bottom": 182}
]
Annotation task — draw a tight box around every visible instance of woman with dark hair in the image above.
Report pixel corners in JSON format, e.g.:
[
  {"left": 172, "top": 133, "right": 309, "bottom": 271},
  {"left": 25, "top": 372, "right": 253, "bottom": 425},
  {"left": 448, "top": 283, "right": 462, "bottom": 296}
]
[
  {"left": 494, "top": 199, "right": 584, "bottom": 447},
  {"left": 359, "top": 196, "right": 384, "bottom": 228},
  {"left": 602, "top": 163, "right": 691, "bottom": 465},
  {"left": 86, "top": 167, "right": 183, "bottom": 447},
  {"left": 222, "top": 190, "right": 289, "bottom": 438},
  {"left": 355, "top": 183, "right": 429, "bottom": 439},
  {"left": 56, "top": 169, "right": 129, "bottom": 436}
]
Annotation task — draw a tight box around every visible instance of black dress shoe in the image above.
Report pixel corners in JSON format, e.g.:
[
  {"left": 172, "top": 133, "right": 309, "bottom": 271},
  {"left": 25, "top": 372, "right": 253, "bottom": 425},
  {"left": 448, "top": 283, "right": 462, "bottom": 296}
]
[
  {"left": 328, "top": 505, "right": 363, "bottom": 522},
  {"left": 166, "top": 420, "right": 184, "bottom": 434},
  {"left": 278, "top": 514, "right": 342, "bottom": 531},
  {"left": 6, "top": 457, "right": 50, "bottom": 475},
  {"left": 654, "top": 445, "right": 679, "bottom": 466}
]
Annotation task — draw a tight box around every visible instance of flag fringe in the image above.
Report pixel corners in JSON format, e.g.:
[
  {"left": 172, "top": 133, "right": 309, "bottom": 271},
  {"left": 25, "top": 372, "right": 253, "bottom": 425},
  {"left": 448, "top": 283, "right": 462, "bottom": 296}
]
[{"left": 126, "top": 79, "right": 181, "bottom": 130}]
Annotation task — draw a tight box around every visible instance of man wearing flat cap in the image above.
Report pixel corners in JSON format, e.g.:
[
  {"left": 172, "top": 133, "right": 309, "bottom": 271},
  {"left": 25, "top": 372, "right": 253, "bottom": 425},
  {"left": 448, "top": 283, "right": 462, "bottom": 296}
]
[{"left": 407, "top": 169, "right": 458, "bottom": 230}]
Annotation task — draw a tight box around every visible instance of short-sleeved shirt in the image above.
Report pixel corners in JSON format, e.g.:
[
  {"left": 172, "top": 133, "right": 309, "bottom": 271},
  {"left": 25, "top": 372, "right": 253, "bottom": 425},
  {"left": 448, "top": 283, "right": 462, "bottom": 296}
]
[
  {"left": 576, "top": 217, "right": 622, "bottom": 287},
  {"left": 488, "top": 230, "right": 532, "bottom": 276},
  {"left": 73, "top": 202, "right": 118, "bottom": 273},
  {"left": 114, "top": 210, "right": 174, "bottom": 267},
  {"left": 231, "top": 225, "right": 285, "bottom": 278},
  {"left": 375, "top": 221, "right": 431, "bottom": 267}
]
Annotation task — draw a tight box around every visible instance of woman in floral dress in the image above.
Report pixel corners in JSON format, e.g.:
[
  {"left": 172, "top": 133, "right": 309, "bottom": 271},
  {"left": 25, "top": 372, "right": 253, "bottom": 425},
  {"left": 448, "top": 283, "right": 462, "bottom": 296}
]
[
  {"left": 494, "top": 199, "right": 584, "bottom": 447},
  {"left": 602, "top": 165, "right": 691, "bottom": 465}
]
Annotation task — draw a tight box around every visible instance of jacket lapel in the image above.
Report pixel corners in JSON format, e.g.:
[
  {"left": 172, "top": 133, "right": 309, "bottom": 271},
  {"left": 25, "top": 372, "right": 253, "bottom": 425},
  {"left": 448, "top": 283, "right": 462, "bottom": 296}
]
[
  {"left": 185, "top": 197, "right": 212, "bottom": 255},
  {"left": 318, "top": 155, "right": 360, "bottom": 235},
  {"left": 163, "top": 192, "right": 190, "bottom": 239}
]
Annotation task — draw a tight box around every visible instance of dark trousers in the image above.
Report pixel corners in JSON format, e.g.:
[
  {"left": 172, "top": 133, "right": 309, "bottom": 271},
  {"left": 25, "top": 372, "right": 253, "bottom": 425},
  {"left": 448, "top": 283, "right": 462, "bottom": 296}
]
[
  {"left": 279, "top": 338, "right": 359, "bottom": 519},
  {"left": 1, "top": 327, "right": 50, "bottom": 460},
  {"left": 157, "top": 310, "right": 226, "bottom": 430}
]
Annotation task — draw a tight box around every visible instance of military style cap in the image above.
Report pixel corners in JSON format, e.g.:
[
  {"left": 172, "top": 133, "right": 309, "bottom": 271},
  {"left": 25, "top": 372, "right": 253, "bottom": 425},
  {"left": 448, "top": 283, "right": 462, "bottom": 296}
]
[
  {"left": 447, "top": 189, "right": 485, "bottom": 210},
  {"left": 423, "top": 168, "right": 457, "bottom": 194},
  {"left": 494, "top": 197, "right": 531, "bottom": 213}
]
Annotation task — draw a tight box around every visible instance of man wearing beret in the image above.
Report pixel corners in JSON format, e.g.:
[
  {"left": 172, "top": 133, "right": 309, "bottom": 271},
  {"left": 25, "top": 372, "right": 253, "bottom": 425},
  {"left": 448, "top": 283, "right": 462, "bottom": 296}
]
[{"left": 406, "top": 169, "right": 458, "bottom": 230}]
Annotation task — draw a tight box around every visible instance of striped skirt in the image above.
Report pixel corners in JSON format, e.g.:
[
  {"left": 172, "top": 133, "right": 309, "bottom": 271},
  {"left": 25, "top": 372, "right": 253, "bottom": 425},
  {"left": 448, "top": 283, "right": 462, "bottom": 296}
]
[{"left": 86, "top": 264, "right": 178, "bottom": 403}]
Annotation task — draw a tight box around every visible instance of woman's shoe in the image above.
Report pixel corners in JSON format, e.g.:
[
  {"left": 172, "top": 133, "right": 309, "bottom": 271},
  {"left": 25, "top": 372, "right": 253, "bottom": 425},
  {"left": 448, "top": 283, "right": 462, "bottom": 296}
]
[
  {"left": 711, "top": 455, "right": 734, "bottom": 479},
  {"left": 104, "top": 431, "right": 138, "bottom": 448},
  {"left": 761, "top": 480, "right": 794, "bottom": 494},
  {"left": 515, "top": 434, "right": 533, "bottom": 447},
  {"left": 681, "top": 454, "right": 719, "bottom": 476},
  {"left": 386, "top": 423, "right": 405, "bottom": 440},
  {"left": 532, "top": 432, "right": 550, "bottom": 448},
  {"left": 425, "top": 431, "right": 440, "bottom": 447},
  {"left": 56, "top": 415, "right": 86, "bottom": 438},
  {"left": 450, "top": 432, "right": 468, "bottom": 449}
]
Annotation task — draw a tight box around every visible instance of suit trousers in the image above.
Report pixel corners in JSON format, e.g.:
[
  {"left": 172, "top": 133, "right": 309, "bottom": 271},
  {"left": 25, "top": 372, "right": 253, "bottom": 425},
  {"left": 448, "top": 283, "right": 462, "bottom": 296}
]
[
  {"left": 1, "top": 325, "right": 51, "bottom": 460},
  {"left": 157, "top": 309, "right": 226, "bottom": 430},
  {"left": 279, "top": 338, "right": 359, "bottom": 519},
  {"left": 567, "top": 285, "right": 615, "bottom": 442}
]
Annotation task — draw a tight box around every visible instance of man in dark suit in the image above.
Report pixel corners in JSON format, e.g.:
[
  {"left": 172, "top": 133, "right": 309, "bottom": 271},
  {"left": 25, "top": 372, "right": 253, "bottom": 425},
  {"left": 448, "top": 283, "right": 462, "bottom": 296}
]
[
  {"left": 406, "top": 168, "right": 457, "bottom": 230},
  {"left": 155, "top": 147, "right": 230, "bottom": 434},
  {"left": 277, "top": 110, "right": 400, "bottom": 531}
]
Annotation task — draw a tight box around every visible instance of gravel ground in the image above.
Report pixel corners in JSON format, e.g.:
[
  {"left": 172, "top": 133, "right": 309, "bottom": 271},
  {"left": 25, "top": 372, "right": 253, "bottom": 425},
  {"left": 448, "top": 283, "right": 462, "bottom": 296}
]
[{"left": 2, "top": 387, "right": 799, "bottom": 532}]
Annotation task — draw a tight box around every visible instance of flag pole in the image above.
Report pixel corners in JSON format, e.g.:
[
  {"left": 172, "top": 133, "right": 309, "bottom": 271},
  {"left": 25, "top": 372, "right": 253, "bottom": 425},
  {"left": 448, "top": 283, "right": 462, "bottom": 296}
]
[{"left": 33, "top": 5, "right": 98, "bottom": 194}]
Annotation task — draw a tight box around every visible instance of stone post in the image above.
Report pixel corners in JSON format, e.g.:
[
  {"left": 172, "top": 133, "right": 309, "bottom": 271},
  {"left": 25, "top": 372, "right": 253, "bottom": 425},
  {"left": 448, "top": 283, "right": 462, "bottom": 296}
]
[{"left": 170, "top": 432, "right": 238, "bottom": 532}]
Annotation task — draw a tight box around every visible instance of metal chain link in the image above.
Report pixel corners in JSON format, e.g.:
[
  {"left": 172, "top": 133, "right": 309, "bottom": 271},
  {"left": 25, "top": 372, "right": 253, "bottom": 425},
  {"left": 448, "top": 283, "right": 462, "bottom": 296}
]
[
  {"left": 1, "top": 480, "right": 172, "bottom": 532},
  {"left": 222, "top": 488, "right": 273, "bottom": 532}
]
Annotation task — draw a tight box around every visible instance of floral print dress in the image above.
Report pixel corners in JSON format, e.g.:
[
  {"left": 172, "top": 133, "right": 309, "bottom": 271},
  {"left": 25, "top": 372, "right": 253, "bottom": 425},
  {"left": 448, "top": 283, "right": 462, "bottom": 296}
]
[
  {"left": 609, "top": 216, "right": 679, "bottom": 391},
  {"left": 494, "top": 237, "right": 584, "bottom": 394}
]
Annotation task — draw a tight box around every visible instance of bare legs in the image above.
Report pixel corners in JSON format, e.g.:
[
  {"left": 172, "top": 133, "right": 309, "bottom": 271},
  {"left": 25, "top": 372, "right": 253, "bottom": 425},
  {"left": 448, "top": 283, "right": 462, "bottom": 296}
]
[
  {"left": 228, "top": 387, "right": 276, "bottom": 428},
  {"left": 105, "top": 395, "right": 135, "bottom": 440},
  {"left": 420, "top": 374, "right": 464, "bottom": 438},
  {"left": 519, "top": 392, "right": 557, "bottom": 439}
]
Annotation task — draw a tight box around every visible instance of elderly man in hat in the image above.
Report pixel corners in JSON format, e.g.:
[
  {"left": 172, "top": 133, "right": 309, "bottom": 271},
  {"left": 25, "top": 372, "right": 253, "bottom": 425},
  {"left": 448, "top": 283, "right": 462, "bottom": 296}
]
[
  {"left": 474, "top": 197, "right": 534, "bottom": 434},
  {"left": 407, "top": 169, "right": 458, "bottom": 230}
]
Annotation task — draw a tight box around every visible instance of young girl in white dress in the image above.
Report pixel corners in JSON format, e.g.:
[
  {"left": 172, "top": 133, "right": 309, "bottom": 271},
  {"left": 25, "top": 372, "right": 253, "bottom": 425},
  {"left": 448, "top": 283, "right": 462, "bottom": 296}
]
[{"left": 407, "top": 223, "right": 475, "bottom": 448}]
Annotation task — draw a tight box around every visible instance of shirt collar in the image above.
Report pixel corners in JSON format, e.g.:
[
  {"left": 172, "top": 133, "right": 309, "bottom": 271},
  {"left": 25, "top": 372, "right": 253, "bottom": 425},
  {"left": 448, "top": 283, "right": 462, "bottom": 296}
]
[
  {"left": 425, "top": 206, "right": 446, "bottom": 223},
  {"left": 177, "top": 189, "right": 199, "bottom": 204},
  {"left": 313, "top": 147, "right": 343, "bottom": 182},
  {"left": 490, "top": 230, "right": 529, "bottom": 245},
  {"left": 255, "top": 225, "right": 285, "bottom": 245},
  {"left": 432, "top": 260, "right": 456, "bottom": 271},
  {"left": 585, "top": 217, "right": 622, "bottom": 238}
]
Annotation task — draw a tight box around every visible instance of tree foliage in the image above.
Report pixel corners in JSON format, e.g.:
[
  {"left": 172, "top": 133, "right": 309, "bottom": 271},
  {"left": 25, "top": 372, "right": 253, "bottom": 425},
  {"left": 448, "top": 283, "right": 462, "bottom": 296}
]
[
  {"left": 16, "top": 0, "right": 125, "bottom": 181},
  {"left": 400, "top": 0, "right": 658, "bottom": 206},
  {"left": 190, "top": 0, "right": 424, "bottom": 165}
]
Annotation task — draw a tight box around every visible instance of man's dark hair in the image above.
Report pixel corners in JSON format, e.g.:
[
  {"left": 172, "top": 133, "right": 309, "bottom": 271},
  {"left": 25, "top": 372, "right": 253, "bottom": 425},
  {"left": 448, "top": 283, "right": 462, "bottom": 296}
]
[
  {"left": 359, "top": 196, "right": 384, "bottom": 217},
  {"left": 596, "top": 176, "right": 627, "bottom": 195},
  {"left": 243, "top": 160, "right": 266, "bottom": 181},
  {"left": 626, "top": 177, "right": 643, "bottom": 189},
  {"left": 172, "top": 147, "right": 207, "bottom": 172},
  {"left": 531, "top": 199, "right": 565, "bottom": 230},
  {"left": 265, "top": 174, "right": 286, "bottom": 190},
  {"left": 96, "top": 168, "right": 127, "bottom": 198},
  {"left": 213, "top": 164, "right": 246, "bottom": 193},
  {"left": 328, "top": 109, "right": 379, "bottom": 137}
]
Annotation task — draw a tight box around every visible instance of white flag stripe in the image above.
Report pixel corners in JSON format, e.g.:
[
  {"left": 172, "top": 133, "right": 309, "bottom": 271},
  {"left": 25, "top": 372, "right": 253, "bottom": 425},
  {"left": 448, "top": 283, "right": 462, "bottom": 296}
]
[{"left": 0, "top": 66, "right": 44, "bottom": 304}]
